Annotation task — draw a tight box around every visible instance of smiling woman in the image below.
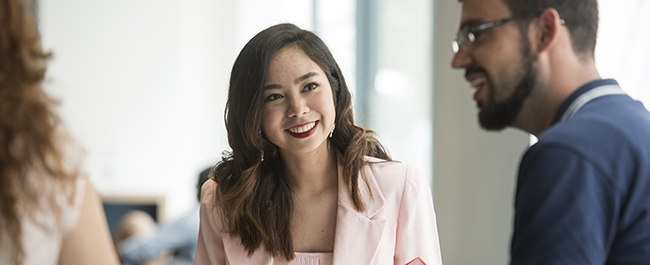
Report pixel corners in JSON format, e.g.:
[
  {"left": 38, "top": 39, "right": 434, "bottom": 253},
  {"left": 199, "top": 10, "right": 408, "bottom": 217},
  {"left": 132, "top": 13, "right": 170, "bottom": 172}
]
[
  {"left": 261, "top": 45, "right": 336, "bottom": 158},
  {"left": 194, "top": 23, "right": 443, "bottom": 265}
]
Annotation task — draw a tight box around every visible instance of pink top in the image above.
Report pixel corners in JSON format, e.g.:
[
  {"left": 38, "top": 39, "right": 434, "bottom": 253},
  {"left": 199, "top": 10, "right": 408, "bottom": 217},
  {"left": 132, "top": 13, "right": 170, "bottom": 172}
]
[
  {"left": 275, "top": 253, "right": 333, "bottom": 265},
  {"left": 195, "top": 157, "right": 444, "bottom": 265}
]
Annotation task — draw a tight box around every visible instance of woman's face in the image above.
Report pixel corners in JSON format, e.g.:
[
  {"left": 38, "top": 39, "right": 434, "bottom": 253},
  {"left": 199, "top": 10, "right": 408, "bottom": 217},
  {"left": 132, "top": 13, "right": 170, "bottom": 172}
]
[{"left": 261, "top": 45, "right": 336, "bottom": 158}]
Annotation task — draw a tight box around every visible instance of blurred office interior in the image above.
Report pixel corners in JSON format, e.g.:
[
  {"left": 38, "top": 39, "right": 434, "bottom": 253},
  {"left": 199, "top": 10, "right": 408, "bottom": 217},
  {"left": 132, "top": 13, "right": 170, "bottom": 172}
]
[{"left": 35, "top": 0, "right": 649, "bottom": 264}]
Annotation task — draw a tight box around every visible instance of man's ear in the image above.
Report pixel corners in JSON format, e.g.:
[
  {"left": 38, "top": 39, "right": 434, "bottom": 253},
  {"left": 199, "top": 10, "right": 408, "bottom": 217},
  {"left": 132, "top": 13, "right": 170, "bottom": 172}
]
[{"left": 533, "top": 8, "right": 563, "bottom": 53}]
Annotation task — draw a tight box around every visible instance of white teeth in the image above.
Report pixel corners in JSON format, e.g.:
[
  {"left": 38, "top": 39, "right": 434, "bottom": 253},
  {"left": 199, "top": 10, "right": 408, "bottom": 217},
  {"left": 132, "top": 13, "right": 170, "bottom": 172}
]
[
  {"left": 288, "top": 122, "right": 316, "bottom": 133},
  {"left": 471, "top": 77, "right": 487, "bottom": 89}
]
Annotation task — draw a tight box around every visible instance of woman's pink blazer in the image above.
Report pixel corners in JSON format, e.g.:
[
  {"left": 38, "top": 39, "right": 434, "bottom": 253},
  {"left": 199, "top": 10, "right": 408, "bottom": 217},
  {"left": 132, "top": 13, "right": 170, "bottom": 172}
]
[{"left": 194, "top": 157, "right": 443, "bottom": 265}]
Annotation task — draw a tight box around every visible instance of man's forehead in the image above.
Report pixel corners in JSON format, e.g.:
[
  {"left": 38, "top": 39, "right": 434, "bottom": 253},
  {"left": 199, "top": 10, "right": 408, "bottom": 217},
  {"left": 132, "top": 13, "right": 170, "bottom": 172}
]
[{"left": 459, "top": 0, "right": 512, "bottom": 26}]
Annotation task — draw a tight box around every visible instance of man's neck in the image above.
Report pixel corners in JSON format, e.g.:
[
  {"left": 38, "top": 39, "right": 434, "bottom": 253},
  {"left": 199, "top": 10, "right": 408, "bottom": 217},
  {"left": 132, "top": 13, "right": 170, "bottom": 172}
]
[{"left": 513, "top": 54, "right": 601, "bottom": 136}]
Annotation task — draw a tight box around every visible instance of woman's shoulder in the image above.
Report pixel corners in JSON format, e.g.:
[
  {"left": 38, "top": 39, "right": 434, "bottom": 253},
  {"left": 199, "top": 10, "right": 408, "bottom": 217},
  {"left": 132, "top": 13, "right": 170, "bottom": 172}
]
[
  {"left": 362, "top": 156, "right": 427, "bottom": 192},
  {"left": 199, "top": 179, "right": 224, "bottom": 232},
  {"left": 200, "top": 179, "right": 219, "bottom": 212},
  {"left": 28, "top": 137, "right": 87, "bottom": 233},
  {"left": 363, "top": 156, "right": 410, "bottom": 177},
  {"left": 200, "top": 178, "right": 217, "bottom": 198}
]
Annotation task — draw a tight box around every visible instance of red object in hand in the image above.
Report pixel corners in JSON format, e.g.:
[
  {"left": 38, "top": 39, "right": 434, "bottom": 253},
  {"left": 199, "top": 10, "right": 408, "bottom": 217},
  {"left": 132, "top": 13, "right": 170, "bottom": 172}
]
[{"left": 405, "top": 257, "right": 426, "bottom": 265}]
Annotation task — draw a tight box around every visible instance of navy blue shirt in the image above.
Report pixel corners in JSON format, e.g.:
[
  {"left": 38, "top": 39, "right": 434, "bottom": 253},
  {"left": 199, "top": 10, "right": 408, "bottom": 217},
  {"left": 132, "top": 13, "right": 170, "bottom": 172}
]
[{"left": 511, "top": 79, "right": 650, "bottom": 264}]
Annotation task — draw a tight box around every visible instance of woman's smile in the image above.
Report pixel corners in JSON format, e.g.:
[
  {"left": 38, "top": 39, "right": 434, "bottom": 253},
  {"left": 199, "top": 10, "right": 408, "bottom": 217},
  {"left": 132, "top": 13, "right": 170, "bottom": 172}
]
[{"left": 287, "top": 120, "right": 319, "bottom": 138}]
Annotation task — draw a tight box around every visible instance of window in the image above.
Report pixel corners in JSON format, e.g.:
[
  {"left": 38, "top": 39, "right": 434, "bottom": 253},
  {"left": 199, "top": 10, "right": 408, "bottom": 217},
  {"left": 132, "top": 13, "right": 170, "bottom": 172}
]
[{"left": 596, "top": 0, "right": 650, "bottom": 107}]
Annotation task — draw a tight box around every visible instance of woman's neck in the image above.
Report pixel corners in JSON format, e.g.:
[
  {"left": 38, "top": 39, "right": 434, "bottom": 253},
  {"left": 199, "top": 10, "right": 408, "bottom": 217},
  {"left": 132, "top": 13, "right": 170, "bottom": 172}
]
[{"left": 280, "top": 142, "right": 338, "bottom": 195}]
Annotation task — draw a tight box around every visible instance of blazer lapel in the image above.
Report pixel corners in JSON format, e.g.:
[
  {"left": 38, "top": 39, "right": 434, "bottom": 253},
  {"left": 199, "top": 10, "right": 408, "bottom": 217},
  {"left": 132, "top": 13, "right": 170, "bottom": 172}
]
[{"left": 333, "top": 163, "right": 387, "bottom": 264}]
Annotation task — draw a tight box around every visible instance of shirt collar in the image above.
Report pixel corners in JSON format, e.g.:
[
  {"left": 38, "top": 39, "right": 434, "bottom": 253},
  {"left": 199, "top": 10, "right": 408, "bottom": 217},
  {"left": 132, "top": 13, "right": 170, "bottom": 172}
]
[{"left": 551, "top": 79, "right": 619, "bottom": 125}]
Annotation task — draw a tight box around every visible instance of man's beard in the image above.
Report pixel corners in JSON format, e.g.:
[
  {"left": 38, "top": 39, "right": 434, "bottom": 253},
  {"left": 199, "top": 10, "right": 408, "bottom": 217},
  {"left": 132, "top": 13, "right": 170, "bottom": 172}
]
[{"left": 478, "top": 42, "right": 539, "bottom": 131}]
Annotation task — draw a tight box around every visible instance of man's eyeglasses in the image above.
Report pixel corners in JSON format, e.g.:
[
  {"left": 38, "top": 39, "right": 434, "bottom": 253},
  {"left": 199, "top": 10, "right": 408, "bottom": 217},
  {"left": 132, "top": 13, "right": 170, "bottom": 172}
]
[
  {"left": 452, "top": 18, "right": 512, "bottom": 53},
  {"left": 452, "top": 16, "right": 565, "bottom": 53}
]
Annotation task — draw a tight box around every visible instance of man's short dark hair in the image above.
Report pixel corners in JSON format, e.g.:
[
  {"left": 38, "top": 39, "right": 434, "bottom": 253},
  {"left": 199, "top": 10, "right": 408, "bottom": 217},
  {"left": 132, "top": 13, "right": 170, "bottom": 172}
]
[
  {"left": 505, "top": 0, "right": 598, "bottom": 59},
  {"left": 459, "top": 0, "right": 599, "bottom": 59}
]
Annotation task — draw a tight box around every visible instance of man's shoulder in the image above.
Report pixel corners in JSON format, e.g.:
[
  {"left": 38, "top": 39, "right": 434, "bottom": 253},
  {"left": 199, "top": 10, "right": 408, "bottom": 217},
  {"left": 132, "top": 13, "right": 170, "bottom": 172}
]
[
  {"left": 525, "top": 94, "right": 650, "bottom": 192},
  {"left": 540, "top": 95, "right": 650, "bottom": 152}
]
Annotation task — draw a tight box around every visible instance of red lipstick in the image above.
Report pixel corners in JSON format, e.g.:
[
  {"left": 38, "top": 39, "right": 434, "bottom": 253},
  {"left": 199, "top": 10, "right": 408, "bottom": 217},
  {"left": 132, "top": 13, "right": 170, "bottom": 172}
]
[{"left": 286, "top": 121, "right": 319, "bottom": 139}]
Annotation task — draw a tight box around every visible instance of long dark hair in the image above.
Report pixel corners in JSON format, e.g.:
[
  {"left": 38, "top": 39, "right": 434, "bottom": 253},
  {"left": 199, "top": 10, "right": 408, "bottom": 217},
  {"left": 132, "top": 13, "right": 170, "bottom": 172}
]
[
  {"left": 211, "top": 23, "right": 390, "bottom": 260},
  {"left": 0, "top": 0, "right": 76, "bottom": 264}
]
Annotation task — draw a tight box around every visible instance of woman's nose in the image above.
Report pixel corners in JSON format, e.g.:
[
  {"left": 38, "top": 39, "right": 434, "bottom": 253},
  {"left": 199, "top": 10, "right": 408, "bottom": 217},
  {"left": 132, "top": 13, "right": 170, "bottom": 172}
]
[{"left": 287, "top": 96, "right": 309, "bottom": 118}]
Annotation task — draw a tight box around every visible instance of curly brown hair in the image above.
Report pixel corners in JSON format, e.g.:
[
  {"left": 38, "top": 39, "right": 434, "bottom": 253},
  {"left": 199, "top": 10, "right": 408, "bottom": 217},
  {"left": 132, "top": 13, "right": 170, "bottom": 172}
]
[
  {"left": 211, "top": 23, "right": 391, "bottom": 261},
  {"left": 0, "top": 0, "right": 77, "bottom": 264}
]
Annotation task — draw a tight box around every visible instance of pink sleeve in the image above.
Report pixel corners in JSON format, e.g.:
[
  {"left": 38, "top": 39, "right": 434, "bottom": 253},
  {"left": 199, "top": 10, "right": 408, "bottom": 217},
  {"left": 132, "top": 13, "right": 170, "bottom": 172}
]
[
  {"left": 394, "top": 166, "right": 443, "bottom": 265},
  {"left": 195, "top": 180, "right": 228, "bottom": 265}
]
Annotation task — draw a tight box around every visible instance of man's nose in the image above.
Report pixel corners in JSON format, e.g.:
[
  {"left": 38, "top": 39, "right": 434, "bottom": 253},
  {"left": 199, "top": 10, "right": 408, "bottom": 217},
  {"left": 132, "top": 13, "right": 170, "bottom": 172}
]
[{"left": 451, "top": 48, "right": 472, "bottom": 69}]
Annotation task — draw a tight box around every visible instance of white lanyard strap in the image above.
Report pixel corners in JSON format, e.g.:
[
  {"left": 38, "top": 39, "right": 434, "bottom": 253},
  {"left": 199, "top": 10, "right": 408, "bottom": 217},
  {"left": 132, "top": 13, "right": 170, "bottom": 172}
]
[{"left": 560, "top": 85, "right": 626, "bottom": 122}]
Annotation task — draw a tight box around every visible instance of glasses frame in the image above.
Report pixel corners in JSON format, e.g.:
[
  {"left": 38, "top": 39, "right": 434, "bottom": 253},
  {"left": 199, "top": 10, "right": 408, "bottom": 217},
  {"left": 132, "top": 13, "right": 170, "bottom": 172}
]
[
  {"left": 452, "top": 14, "right": 565, "bottom": 53},
  {"left": 452, "top": 18, "right": 512, "bottom": 53}
]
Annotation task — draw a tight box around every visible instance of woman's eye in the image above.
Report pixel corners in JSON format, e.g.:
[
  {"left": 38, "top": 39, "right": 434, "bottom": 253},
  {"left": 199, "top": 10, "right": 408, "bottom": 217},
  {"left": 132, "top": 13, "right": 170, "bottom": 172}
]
[
  {"left": 303, "top": 82, "right": 319, "bottom": 92},
  {"left": 264, "top": 94, "right": 283, "bottom": 102}
]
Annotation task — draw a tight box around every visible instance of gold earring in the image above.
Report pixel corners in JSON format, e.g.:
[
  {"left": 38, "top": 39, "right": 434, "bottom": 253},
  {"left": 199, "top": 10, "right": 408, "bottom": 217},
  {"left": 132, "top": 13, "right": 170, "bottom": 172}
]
[
  {"left": 259, "top": 131, "right": 264, "bottom": 162},
  {"left": 260, "top": 148, "right": 264, "bottom": 162}
]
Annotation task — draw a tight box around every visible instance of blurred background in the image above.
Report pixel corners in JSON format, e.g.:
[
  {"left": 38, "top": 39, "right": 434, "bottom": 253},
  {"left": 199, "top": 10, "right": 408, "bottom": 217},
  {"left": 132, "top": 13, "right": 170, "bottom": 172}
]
[{"left": 34, "top": 0, "right": 649, "bottom": 264}]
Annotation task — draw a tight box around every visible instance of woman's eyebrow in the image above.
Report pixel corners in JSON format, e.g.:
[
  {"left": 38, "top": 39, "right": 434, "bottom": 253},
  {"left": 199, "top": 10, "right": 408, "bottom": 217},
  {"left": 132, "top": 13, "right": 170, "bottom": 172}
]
[
  {"left": 264, "top": 72, "right": 319, "bottom": 90},
  {"left": 263, "top": 84, "right": 281, "bottom": 90},
  {"left": 294, "top": 72, "right": 318, "bottom": 84}
]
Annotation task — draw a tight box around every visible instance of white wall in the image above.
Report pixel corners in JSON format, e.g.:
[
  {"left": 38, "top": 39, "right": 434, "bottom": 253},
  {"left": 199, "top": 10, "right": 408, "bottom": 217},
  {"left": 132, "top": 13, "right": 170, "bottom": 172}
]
[
  {"left": 596, "top": 0, "right": 650, "bottom": 104},
  {"left": 39, "top": 0, "right": 312, "bottom": 221},
  {"left": 369, "top": 0, "right": 434, "bottom": 181},
  {"left": 433, "top": 1, "right": 530, "bottom": 264}
]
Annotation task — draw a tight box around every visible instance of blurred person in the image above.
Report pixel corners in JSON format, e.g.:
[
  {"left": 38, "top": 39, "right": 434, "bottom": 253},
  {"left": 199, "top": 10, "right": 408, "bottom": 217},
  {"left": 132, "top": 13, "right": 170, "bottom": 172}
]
[
  {"left": 194, "top": 23, "right": 442, "bottom": 265},
  {"left": 115, "top": 167, "right": 210, "bottom": 265},
  {"left": 0, "top": 0, "right": 119, "bottom": 264},
  {"left": 451, "top": 0, "right": 650, "bottom": 263}
]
